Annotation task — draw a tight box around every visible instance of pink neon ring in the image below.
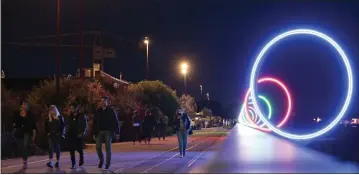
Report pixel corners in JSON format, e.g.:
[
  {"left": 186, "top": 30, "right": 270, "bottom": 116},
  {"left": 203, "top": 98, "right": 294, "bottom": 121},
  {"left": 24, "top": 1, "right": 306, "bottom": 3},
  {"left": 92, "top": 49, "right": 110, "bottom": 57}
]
[{"left": 244, "top": 77, "right": 292, "bottom": 131}]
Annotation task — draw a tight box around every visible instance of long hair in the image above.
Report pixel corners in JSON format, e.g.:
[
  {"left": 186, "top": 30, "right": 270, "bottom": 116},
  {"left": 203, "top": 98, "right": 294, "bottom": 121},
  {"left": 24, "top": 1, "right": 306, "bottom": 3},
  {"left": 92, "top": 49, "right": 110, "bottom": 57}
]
[{"left": 48, "top": 105, "right": 60, "bottom": 122}]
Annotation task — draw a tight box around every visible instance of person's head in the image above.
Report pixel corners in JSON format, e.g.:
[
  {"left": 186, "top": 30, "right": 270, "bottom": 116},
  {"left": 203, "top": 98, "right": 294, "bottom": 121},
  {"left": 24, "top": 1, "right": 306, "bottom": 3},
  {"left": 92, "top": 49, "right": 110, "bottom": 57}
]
[
  {"left": 100, "top": 96, "right": 109, "bottom": 108},
  {"left": 69, "top": 102, "right": 79, "bottom": 114},
  {"left": 48, "top": 105, "right": 60, "bottom": 121},
  {"left": 20, "top": 101, "right": 29, "bottom": 112}
]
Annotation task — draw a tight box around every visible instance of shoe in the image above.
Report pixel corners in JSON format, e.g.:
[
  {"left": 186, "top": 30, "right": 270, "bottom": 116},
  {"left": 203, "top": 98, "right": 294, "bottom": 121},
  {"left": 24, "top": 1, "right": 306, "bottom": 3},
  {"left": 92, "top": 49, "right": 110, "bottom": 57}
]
[
  {"left": 70, "top": 165, "right": 77, "bottom": 169},
  {"left": 104, "top": 164, "right": 110, "bottom": 170},
  {"left": 23, "top": 162, "right": 27, "bottom": 169},
  {"left": 47, "top": 162, "right": 54, "bottom": 168},
  {"left": 55, "top": 162, "right": 60, "bottom": 168},
  {"left": 98, "top": 161, "right": 104, "bottom": 169},
  {"left": 79, "top": 160, "right": 84, "bottom": 166}
]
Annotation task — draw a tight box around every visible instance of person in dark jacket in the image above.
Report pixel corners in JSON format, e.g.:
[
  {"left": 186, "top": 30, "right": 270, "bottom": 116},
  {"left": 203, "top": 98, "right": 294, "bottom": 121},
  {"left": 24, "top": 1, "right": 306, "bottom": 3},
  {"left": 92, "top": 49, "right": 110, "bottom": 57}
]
[
  {"left": 45, "top": 105, "right": 66, "bottom": 168},
  {"left": 67, "top": 103, "right": 88, "bottom": 169},
  {"left": 156, "top": 117, "right": 166, "bottom": 141},
  {"left": 92, "top": 96, "right": 120, "bottom": 170},
  {"left": 12, "top": 101, "right": 37, "bottom": 169},
  {"left": 132, "top": 110, "right": 142, "bottom": 145},
  {"left": 142, "top": 109, "right": 155, "bottom": 144},
  {"left": 173, "top": 107, "right": 191, "bottom": 158}
]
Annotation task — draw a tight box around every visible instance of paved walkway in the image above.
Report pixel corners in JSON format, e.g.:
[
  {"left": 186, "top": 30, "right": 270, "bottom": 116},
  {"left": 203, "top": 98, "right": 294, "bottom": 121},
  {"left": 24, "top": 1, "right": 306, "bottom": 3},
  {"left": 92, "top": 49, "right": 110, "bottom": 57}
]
[
  {"left": 1, "top": 131, "right": 226, "bottom": 174},
  {"left": 190, "top": 125, "right": 359, "bottom": 173}
]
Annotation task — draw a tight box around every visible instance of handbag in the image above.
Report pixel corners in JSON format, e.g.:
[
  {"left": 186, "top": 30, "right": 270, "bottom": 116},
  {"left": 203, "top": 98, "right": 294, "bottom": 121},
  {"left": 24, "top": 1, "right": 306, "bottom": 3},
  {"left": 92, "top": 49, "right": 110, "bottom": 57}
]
[{"left": 188, "top": 128, "right": 193, "bottom": 135}]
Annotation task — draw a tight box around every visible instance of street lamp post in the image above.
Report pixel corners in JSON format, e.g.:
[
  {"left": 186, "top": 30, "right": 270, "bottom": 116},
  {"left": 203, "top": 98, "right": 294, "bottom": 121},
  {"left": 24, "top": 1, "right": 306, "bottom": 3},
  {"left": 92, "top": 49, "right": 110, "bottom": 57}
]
[
  {"left": 56, "top": 0, "right": 61, "bottom": 95},
  {"left": 181, "top": 62, "right": 189, "bottom": 95},
  {"left": 144, "top": 37, "right": 149, "bottom": 80}
]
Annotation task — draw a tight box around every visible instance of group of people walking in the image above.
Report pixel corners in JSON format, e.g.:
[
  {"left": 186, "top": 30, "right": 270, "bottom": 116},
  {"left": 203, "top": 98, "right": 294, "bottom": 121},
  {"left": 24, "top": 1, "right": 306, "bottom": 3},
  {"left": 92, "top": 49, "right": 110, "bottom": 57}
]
[
  {"left": 12, "top": 96, "right": 119, "bottom": 170},
  {"left": 131, "top": 108, "right": 167, "bottom": 145},
  {"left": 12, "top": 96, "right": 192, "bottom": 171}
]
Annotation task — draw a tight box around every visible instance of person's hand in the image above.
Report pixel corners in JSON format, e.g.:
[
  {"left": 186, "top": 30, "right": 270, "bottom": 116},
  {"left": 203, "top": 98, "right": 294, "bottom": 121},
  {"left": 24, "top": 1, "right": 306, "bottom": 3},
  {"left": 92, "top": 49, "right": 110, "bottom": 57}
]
[{"left": 77, "top": 133, "right": 83, "bottom": 138}]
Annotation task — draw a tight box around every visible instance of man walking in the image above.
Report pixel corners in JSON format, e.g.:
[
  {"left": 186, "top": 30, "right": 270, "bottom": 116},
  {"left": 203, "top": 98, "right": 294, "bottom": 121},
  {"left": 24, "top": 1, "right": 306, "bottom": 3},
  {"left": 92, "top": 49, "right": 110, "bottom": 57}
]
[
  {"left": 92, "top": 96, "right": 120, "bottom": 170},
  {"left": 67, "top": 102, "right": 88, "bottom": 169}
]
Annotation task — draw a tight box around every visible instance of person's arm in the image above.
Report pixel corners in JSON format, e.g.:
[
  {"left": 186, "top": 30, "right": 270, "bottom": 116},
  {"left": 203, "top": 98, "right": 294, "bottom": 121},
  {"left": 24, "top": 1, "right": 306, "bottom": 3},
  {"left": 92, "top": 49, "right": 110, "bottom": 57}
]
[
  {"left": 31, "top": 116, "right": 37, "bottom": 141},
  {"left": 12, "top": 115, "right": 17, "bottom": 136},
  {"left": 82, "top": 114, "right": 88, "bottom": 137},
  {"left": 112, "top": 109, "right": 120, "bottom": 134},
  {"left": 45, "top": 119, "right": 50, "bottom": 136},
  {"left": 92, "top": 112, "right": 97, "bottom": 137},
  {"left": 60, "top": 116, "right": 66, "bottom": 138}
]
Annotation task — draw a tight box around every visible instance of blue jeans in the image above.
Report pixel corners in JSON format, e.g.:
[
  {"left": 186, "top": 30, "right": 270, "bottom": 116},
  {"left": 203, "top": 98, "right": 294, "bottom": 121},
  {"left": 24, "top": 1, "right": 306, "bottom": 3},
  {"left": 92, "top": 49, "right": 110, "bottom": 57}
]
[
  {"left": 177, "top": 130, "right": 188, "bottom": 156},
  {"left": 96, "top": 131, "right": 113, "bottom": 166},
  {"left": 48, "top": 136, "right": 61, "bottom": 161}
]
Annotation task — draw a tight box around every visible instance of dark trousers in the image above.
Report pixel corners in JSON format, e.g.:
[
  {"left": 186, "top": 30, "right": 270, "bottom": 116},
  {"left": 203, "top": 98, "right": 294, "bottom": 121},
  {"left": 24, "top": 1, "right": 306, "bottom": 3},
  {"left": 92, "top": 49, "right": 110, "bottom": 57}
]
[
  {"left": 157, "top": 126, "right": 166, "bottom": 140},
  {"left": 48, "top": 136, "right": 61, "bottom": 161},
  {"left": 143, "top": 129, "right": 152, "bottom": 142},
  {"left": 17, "top": 133, "right": 31, "bottom": 161},
  {"left": 68, "top": 136, "right": 84, "bottom": 165},
  {"left": 132, "top": 126, "right": 141, "bottom": 143},
  {"left": 96, "top": 131, "right": 112, "bottom": 166}
]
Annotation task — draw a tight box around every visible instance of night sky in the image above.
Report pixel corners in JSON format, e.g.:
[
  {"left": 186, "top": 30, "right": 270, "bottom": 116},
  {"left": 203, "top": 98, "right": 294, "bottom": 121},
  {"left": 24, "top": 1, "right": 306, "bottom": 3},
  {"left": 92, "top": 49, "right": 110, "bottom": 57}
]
[{"left": 2, "top": 0, "right": 359, "bottom": 128}]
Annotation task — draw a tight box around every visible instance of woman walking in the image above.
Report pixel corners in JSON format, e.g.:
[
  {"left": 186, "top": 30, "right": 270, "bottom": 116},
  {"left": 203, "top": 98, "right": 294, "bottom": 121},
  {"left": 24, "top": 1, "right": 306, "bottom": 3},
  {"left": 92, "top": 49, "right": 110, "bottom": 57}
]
[
  {"left": 45, "top": 105, "right": 66, "bottom": 168},
  {"left": 67, "top": 103, "right": 87, "bottom": 169},
  {"left": 142, "top": 109, "right": 155, "bottom": 144},
  {"left": 132, "top": 110, "right": 142, "bottom": 145},
  {"left": 173, "top": 107, "right": 191, "bottom": 158},
  {"left": 12, "top": 101, "right": 37, "bottom": 169}
]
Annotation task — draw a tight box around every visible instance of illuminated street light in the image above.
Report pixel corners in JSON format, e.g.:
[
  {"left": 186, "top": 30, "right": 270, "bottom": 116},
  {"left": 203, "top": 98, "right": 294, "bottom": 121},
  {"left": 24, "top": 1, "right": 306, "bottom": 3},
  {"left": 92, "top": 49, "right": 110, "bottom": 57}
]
[
  {"left": 180, "top": 62, "right": 189, "bottom": 95},
  {"left": 144, "top": 37, "right": 150, "bottom": 79}
]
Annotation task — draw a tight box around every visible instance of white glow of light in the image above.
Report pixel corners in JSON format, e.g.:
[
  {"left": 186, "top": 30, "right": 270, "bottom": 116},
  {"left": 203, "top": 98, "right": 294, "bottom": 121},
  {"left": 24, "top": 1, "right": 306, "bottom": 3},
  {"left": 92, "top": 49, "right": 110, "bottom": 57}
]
[{"left": 249, "top": 29, "right": 354, "bottom": 140}]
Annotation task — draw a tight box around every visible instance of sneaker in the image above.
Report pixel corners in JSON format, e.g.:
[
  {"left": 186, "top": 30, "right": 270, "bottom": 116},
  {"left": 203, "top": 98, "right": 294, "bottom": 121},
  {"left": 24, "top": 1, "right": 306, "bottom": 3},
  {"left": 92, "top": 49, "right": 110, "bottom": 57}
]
[
  {"left": 55, "top": 162, "right": 60, "bottom": 168},
  {"left": 70, "top": 165, "right": 77, "bottom": 169},
  {"left": 79, "top": 160, "right": 84, "bottom": 166},
  {"left": 98, "top": 161, "right": 104, "bottom": 169},
  {"left": 104, "top": 164, "right": 110, "bottom": 171},
  {"left": 47, "top": 162, "right": 54, "bottom": 168}
]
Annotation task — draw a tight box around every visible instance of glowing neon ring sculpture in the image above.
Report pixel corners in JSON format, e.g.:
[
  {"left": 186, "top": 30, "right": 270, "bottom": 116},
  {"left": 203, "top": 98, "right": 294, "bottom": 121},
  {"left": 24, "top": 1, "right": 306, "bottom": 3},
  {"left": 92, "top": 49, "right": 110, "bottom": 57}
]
[
  {"left": 249, "top": 29, "right": 353, "bottom": 140},
  {"left": 244, "top": 77, "right": 292, "bottom": 131},
  {"left": 245, "top": 95, "right": 273, "bottom": 127}
]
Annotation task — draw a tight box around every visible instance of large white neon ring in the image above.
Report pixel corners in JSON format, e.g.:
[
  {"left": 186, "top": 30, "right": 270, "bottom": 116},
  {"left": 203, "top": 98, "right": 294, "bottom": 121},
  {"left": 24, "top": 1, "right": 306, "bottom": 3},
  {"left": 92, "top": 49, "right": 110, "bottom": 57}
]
[{"left": 249, "top": 29, "right": 354, "bottom": 140}]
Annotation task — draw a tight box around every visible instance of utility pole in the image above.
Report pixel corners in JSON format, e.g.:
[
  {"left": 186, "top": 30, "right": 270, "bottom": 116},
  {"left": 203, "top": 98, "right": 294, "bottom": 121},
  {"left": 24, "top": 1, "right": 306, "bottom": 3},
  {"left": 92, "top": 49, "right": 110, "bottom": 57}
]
[
  {"left": 56, "top": 0, "right": 61, "bottom": 95},
  {"left": 79, "top": 0, "right": 84, "bottom": 78}
]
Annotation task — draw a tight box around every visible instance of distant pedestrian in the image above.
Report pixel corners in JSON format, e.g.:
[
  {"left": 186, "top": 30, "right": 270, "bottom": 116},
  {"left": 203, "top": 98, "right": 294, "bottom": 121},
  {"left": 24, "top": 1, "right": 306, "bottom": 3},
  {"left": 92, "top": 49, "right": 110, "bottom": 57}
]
[
  {"left": 142, "top": 109, "right": 155, "bottom": 144},
  {"left": 12, "top": 101, "right": 37, "bottom": 169},
  {"left": 67, "top": 103, "right": 88, "bottom": 169},
  {"left": 132, "top": 110, "right": 142, "bottom": 145},
  {"left": 156, "top": 117, "right": 166, "bottom": 141},
  {"left": 92, "top": 96, "right": 120, "bottom": 171},
  {"left": 45, "top": 105, "right": 66, "bottom": 168},
  {"left": 173, "top": 107, "right": 191, "bottom": 158}
]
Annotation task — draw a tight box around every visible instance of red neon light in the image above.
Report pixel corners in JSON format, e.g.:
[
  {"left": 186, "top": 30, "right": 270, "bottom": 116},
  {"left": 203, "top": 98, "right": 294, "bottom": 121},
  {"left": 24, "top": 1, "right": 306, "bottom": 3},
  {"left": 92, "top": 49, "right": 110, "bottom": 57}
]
[{"left": 244, "top": 77, "right": 293, "bottom": 131}]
